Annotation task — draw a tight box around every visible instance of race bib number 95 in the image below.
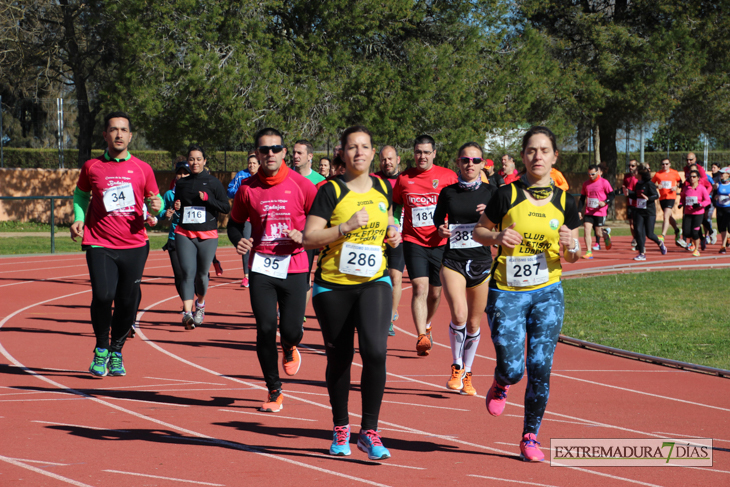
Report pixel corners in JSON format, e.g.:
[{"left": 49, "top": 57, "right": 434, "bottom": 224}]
[
  {"left": 506, "top": 253, "right": 549, "bottom": 287},
  {"left": 251, "top": 252, "right": 290, "bottom": 279}
]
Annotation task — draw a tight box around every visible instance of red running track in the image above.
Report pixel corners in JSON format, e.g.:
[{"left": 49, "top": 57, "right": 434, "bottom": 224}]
[{"left": 1, "top": 236, "right": 729, "bottom": 486}]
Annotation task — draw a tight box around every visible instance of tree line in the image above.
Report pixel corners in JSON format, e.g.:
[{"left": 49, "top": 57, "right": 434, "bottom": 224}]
[{"left": 1, "top": 0, "right": 727, "bottom": 179}]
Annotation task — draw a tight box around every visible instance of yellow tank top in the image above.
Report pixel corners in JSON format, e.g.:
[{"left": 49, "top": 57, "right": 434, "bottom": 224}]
[
  {"left": 490, "top": 185, "right": 571, "bottom": 292},
  {"left": 314, "top": 176, "right": 392, "bottom": 287}
]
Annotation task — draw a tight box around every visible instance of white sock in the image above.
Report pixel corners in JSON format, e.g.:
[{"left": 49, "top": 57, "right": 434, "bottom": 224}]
[
  {"left": 196, "top": 300, "right": 205, "bottom": 308},
  {"left": 463, "top": 330, "right": 481, "bottom": 373},
  {"left": 449, "top": 322, "right": 466, "bottom": 368}
]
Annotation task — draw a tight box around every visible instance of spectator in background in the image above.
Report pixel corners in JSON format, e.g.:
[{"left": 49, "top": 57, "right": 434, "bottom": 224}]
[
  {"left": 680, "top": 169, "right": 711, "bottom": 256},
  {"left": 714, "top": 168, "right": 730, "bottom": 254},
  {"left": 227, "top": 152, "right": 260, "bottom": 287},
  {"left": 579, "top": 164, "right": 614, "bottom": 259},
  {"left": 627, "top": 164, "right": 666, "bottom": 261},
  {"left": 651, "top": 158, "right": 685, "bottom": 247},
  {"left": 319, "top": 157, "right": 331, "bottom": 178},
  {"left": 483, "top": 159, "right": 505, "bottom": 187},
  {"left": 621, "top": 159, "right": 640, "bottom": 251},
  {"left": 499, "top": 154, "right": 520, "bottom": 184},
  {"left": 293, "top": 139, "right": 326, "bottom": 186}
]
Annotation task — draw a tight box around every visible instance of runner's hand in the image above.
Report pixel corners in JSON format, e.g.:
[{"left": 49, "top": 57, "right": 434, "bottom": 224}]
[
  {"left": 174, "top": 200, "right": 181, "bottom": 211},
  {"left": 598, "top": 201, "right": 606, "bottom": 207},
  {"left": 344, "top": 207, "right": 369, "bottom": 233},
  {"left": 70, "top": 221, "right": 84, "bottom": 242},
  {"left": 236, "top": 238, "right": 254, "bottom": 255},
  {"left": 284, "top": 228, "right": 303, "bottom": 244},
  {"left": 476, "top": 203, "right": 486, "bottom": 214},
  {"left": 559, "top": 225, "right": 573, "bottom": 248},
  {"left": 497, "top": 222, "right": 522, "bottom": 248},
  {"left": 438, "top": 224, "right": 451, "bottom": 238},
  {"left": 165, "top": 208, "right": 175, "bottom": 219},
  {"left": 147, "top": 195, "right": 162, "bottom": 212},
  {"left": 386, "top": 226, "right": 401, "bottom": 248}
]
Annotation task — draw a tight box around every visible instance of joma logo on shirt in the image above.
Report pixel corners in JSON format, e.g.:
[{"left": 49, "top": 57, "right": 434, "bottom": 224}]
[
  {"left": 528, "top": 212, "right": 546, "bottom": 218},
  {"left": 358, "top": 200, "right": 374, "bottom": 206}
]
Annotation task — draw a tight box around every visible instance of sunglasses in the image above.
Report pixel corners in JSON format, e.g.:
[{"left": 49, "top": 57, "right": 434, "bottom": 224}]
[
  {"left": 629, "top": 165, "right": 637, "bottom": 168},
  {"left": 459, "top": 157, "right": 483, "bottom": 165},
  {"left": 690, "top": 175, "right": 698, "bottom": 179},
  {"left": 258, "top": 145, "right": 285, "bottom": 154},
  {"left": 662, "top": 162, "right": 670, "bottom": 165}
]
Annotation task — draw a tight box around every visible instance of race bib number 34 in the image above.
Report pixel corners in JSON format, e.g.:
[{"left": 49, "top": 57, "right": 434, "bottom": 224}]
[
  {"left": 339, "top": 242, "right": 382, "bottom": 277},
  {"left": 449, "top": 223, "right": 480, "bottom": 249},
  {"left": 183, "top": 206, "right": 206, "bottom": 224},
  {"left": 412, "top": 205, "right": 436, "bottom": 228},
  {"left": 251, "top": 252, "right": 290, "bottom": 279},
  {"left": 506, "top": 253, "right": 549, "bottom": 287},
  {"left": 103, "top": 183, "right": 135, "bottom": 212}
]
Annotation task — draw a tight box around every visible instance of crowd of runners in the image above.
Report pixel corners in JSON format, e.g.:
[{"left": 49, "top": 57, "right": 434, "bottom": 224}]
[{"left": 69, "top": 111, "right": 721, "bottom": 464}]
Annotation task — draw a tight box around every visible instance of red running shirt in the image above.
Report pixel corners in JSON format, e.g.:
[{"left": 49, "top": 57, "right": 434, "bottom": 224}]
[
  {"left": 393, "top": 165, "right": 458, "bottom": 247},
  {"left": 230, "top": 170, "right": 317, "bottom": 273},
  {"left": 76, "top": 155, "right": 159, "bottom": 249}
]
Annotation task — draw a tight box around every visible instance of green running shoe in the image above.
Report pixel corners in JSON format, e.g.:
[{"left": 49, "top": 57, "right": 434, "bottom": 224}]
[
  {"left": 108, "top": 351, "right": 126, "bottom": 376},
  {"left": 89, "top": 348, "right": 109, "bottom": 377}
]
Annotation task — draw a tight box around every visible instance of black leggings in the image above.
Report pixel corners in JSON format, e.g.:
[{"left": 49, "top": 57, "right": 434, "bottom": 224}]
[
  {"left": 165, "top": 240, "right": 203, "bottom": 302},
  {"left": 633, "top": 212, "right": 660, "bottom": 253},
  {"left": 175, "top": 234, "right": 218, "bottom": 301},
  {"left": 86, "top": 243, "right": 149, "bottom": 352},
  {"left": 249, "top": 272, "right": 308, "bottom": 392},
  {"left": 313, "top": 280, "right": 392, "bottom": 431},
  {"left": 683, "top": 213, "right": 705, "bottom": 241}
]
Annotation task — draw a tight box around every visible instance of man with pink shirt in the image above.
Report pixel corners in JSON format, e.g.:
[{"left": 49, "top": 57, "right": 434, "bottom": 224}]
[
  {"left": 71, "top": 112, "right": 163, "bottom": 377},
  {"left": 227, "top": 127, "right": 317, "bottom": 413},
  {"left": 579, "top": 165, "right": 614, "bottom": 259}
]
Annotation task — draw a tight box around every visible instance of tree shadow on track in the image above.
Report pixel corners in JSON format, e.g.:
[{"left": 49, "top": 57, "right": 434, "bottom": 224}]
[
  {"left": 217, "top": 420, "right": 503, "bottom": 458},
  {"left": 0, "top": 363, "right": 91, "bottom": 380},
  {"left": 1, "top": 326, "right": 94, "bottom": 339},
  {"left": 9, "top": 384, "right": 240, "bottom": 408},
  {"left": 0, "top": 277, "right": 90, "bottom": 286},
  {"left": 142, "top": 337, "right": 258, "bottom": 352}
]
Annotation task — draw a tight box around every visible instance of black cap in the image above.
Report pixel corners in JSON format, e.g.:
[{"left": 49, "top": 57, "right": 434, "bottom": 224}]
[{"left": 175, "top": 161, "right": 191, "bottom": 173}]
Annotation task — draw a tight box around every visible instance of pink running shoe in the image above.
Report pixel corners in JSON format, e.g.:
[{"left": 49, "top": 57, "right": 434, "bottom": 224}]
[
  {"left": 241, "top": 276, "right": 250, "bottom": 288},
  {"left": 485, "top": 379, "right": 510, "bottom": 416},
  {"left": 520, "top": 433, "right": 544, "bottom": 462}
]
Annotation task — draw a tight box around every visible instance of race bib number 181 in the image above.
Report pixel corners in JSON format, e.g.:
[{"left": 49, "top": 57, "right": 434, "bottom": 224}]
[{"left": 412, "top": 205, "right": 436, "bottom": 228}]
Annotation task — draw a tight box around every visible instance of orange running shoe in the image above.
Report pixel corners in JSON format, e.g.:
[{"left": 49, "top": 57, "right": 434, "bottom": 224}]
[
  {"left": 446, "top": 364, "right": 465, "bottom": 391},
  {"left": 261, "top": 389, "right": 283, "bottom": 412},
  {"left": 282, "top": 346, "right": 301, "bottom": 376},
  {"left": 416, "top": 333, "right": 432, "bottom": 356},
  {"left": 461, "top": 372, "right": 477, "bottom": 396}
]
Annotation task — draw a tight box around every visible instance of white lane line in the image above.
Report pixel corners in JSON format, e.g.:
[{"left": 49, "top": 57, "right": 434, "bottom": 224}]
[
  {"left": 0, "top": 289, "right": 392, "bottom": 487},
  {"left": 468, "top": 474, "right": 562, "bottom": 487},
  {"left": 103, "top": 469, "right": 225, "bottom": 486},
  {"left": 0, "top": 397, "right": 86, "bottom": 403},
  {"left": 218, "top": 409, "right": 319, "bottom": 422},
  {"left": 3, "top": 456, "right": 69, "bottom": 466},
  {"left": 284, "top": 390, "right": 329, "bottom": 396},
  {"left": 381, "top": 399, "right": 469, "bottom": 411},
  {"left": 553, "top": 369, "right": 687, "bottom": 373},
  {"left": 653, "top": 432, "right": 730, "bottom": 444},
  {"left": 684, "top": 466, "right": 730, "bottom": 474},
  {"left": 32, "top": 420, "right": 129, "bottom": 433},
  {"left": 391, "top": 322, "right": 730, "bottom": 413},
  {"left": 0, "top": 455, "right": 94, "bottom": 487}
]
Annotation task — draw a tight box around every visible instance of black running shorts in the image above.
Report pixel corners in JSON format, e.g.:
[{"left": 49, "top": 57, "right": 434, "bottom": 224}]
[
  {"left": 403, "top": 241, "right": 444, "bottom": 287},
  {"left": 442, "top": 258, "right": 491, "bottom": 288}
]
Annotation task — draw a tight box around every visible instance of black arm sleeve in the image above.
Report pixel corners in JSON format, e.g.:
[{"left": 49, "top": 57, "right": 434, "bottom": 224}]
[
  {"left": 605, "top": 191, "right": 615, "bottom": 205},
  {"left": 432, "top": 187, "right": 450, "bottom": 228},
  {"left": 646, "top": 183, "right": 659, "bottom": 203},
  {"left": 227, "top": 218, "right": 245, "bottom": 247},
  {"left": 579, "top": 194, "right": 586, "bottom": 213},
  {"left": 205, "top": 178, "right": 231, "bottom": 214}
]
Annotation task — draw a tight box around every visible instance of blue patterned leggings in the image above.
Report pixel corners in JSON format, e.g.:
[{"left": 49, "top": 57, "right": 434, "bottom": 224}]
[{"left": 486, "top": 282, "right": 564, "bottom": 436}]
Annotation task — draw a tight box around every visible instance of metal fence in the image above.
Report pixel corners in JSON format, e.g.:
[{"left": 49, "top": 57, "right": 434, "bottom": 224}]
[{"left": 0, "top": 196, "right": 73, "bottom": 253}]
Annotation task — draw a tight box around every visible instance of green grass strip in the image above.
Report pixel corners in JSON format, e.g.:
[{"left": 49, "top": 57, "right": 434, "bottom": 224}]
[{"left": 563, "top": 270, "right": 730, "bottom": 370}]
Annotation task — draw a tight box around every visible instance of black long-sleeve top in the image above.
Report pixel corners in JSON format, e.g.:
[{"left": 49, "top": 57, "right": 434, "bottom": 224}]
[{"left": 174, "top": 168, "right": 230, "bottom": 232}]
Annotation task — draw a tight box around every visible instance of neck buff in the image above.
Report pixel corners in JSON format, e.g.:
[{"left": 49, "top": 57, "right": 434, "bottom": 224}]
[
  {"left": 258, "top": 163, "right": 290, "bottom": 186},
  {"left": 518, "top": 173, "right": 554, "bottom": 200},
  {"left": 458, "top": 173, "right": 482, "bottom": 191}
]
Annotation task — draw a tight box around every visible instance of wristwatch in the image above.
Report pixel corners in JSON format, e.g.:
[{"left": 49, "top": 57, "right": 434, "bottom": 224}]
[{"left": 567, "top": 238, "right": 580, "bottom": 253}]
